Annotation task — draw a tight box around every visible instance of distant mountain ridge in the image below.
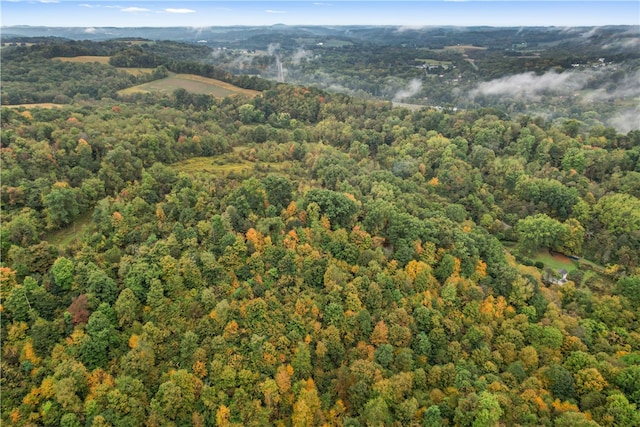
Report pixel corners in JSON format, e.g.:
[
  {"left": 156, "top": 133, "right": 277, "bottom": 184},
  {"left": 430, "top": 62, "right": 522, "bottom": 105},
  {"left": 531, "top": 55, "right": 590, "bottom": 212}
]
[{"left": 2, "top": 25, "right": 638, "bottom": 51}]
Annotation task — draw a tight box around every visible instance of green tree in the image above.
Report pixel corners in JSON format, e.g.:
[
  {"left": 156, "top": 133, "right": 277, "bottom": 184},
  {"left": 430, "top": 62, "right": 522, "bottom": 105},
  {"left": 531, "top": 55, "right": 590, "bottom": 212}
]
[
  {"left": 516, "top": 213, "right": 567, "bottom": 255},
  {"left": 546, "top": 365, "right": 576, "bottom": 401},
  {"left": 292, "top": 343, "right": 313, "bottom": 381},
  {"left": 80, "top": 304, "right": 121, "bottom": 369},
  {"left": 605, "top": 394, "right": 640, "bottom": 427},
  {"left": 362, "top": 396, "right": 392, "bottom": 427},
  {"left": 473, "top": 391, "right": 503, "bottom": 427},
  {"left": 4, "top": 208, "right": 41, "bottom": 246},
  {"left": 594, "top": 193, "right": 640, "bottom": 235},
  {"left": 60, "top": 413, "right": 82, "bottom": 427},
  {"left": 617, "top": 276, "right": 640, "bottom": 306},
  {"left": 554, "top": 412, "right": 600, "bottom": 427},
  {"left": 149, "top": 370, "right": 203, "bottom": 425},
  {"left": 560, "top": 218, "right": 585, "bottom": 255},
  {"left": 98, "top": 146, "right": 142, "bottom": 194},
  {"left": 262, "top": 174, "right": 293, "bottom": 211},
  {"left": 31, "top": 317, "right": 62, "bottom": 357},
  {"left": 616, "top": 366, "right": 640, "bottom": 404},
  {"left": 87, "top": 268, "right": 118, "bottom": 305},
  {"left": 114, "top": 288, "right": 140, "bottom": 328},
  {"left": 305, "top": 188, "right": 358, "bottom": 229},
  {"left": 516, "top": 177, "right": 578, "bottom": 220},
  {"left": 43, "top": 183, "right": 80, "bottom": 230},
  {"left": 423, "top": 405, "right": 443, "bottom": 427},
  {"left": 51, "top": 257, "right": 74, "bottom": 291}
]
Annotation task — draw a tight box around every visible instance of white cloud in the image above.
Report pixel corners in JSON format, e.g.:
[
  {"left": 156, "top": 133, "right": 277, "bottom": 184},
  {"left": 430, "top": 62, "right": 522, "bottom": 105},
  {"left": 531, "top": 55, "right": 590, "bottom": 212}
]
[
  {"left": 603, "top": 37, "right": 640, "bottom": 50},
  {"left": 165, "top": 8, "right": 196, "bottom": 14},
  {"left": 121, "top": 7, "right": 150, "bottom": 13},
  {"left": 292, "top": 48, "right": 311, "bottom": 65},
  {"left": 85, "top": 27, "right": 97, "bottom": 33},
  {"left": 394, "top": 79, "right": 423, "bottom": 102},
  {"left": 470, "top": 70, "right": 589, "bottom": 100},
  {"left": 396, "top": 25, "right": 429, "bottom": 33},
  {"left": 582, "top": 70, "right": 640, "bottom": 103},
  {"left": 265, "top": 10, "right": 287, "bottom": 14},
  {"left": 79, "top": 4, "right": 99, "bottom": 8},
  {"left": 267, "top": 43, "right": 280, "bottom": 55},
  {"left": 580, "top": 27, "right": 600, "bottom": 39},
  {"left": 608, "top": 108, "right": 640, "bottom": 133},
  {"left": 313, "top": 2, "right": 332, "bottom": 6},
  {"left": 38, "top": 0, "right": 59, "bottom": 3}
]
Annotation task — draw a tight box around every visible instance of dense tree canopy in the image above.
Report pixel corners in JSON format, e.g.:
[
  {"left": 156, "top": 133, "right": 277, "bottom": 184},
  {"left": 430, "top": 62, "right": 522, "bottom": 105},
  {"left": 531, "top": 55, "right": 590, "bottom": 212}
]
[{"left": 1, "top": 37, "right": 639, "bottom": 427}]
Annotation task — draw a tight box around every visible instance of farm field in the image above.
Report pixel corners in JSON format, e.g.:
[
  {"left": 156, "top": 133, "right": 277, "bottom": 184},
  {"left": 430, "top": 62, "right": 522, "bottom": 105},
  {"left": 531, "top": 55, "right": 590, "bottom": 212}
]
[
  {"left": 415, "top": 58, "right": 453, "bottom": 67},
  {"left": 53, "top": 55, "right": 110, "bottom": 64},
  {"left": 116, "top": 67, "right": 155, "bottom": 76},
  {"left": 443, "top": 45, "right": 488, "bottom": 52},
  {"left": 117, "top": 73, "right": 259, "bottom": 97},
  {"left": 4, "top": 103, "right": 65, "bottom": 109},
  {"left": 52, "top": 56, "right": 154, "bottom": 75}
]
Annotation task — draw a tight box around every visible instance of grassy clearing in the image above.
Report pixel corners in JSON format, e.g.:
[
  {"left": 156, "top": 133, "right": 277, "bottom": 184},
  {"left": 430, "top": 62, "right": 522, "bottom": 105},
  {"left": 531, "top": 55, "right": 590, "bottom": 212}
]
[
  {"left": 392, "top": 102, "right": 426, "bottom": 111},
  {"left": 577, "top": 258, "right": 605, "bottom": 273},
  {"left": 51, "top": 56, "right": 153, "bottom": 76},
  {"left": 4, "top": 103, "right": 65, "bottom": 109},
  {"left": 53, "top": 56, "right": 111, "bottom": 64},
  {"left": 172, "top": 154, "right": 253, "bottom": 176},
  {"left": 415, "top": 58, "right": 453, "bottom": 67},
  {"left": 118, "top": 74, "right": 259, "bottom": 98},
  {"left": 173, "top": 147, "right": 293, "bottom": 177},
  {"left": 531, "top": 251, "right": 577, "bottom": 272},
  {"left": 504, "top": 243, "right": 608, "bottom": 286},
  {"left": 322, "top": 39, "right": 354, "bottom": 48},
  {"left": 444, "top": 45, "right": 487, "bottom": 52},
  {"left": 45, "top": 209, "right": 95, "bottom": 248},
  {"left": 116, "top": 67, "right": 155, "bottom": 76}
]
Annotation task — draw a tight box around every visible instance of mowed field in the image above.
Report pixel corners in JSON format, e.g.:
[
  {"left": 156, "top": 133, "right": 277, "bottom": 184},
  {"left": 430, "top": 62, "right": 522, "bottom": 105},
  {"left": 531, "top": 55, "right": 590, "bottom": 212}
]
[
  {"left": 4, "top": 103, "right": 65, "bottom": 109},
  {"left": 53, "top": 55, "right": 111, "bottom": 64},
  {"left": 444, "top": 45, "right": 487, "bottom": 51},
  {"left": 118, "top": 74, "right": 259, "bottom": 98},
  {"left": 52, "top": 56, "right": 155, "bottom": 76}
]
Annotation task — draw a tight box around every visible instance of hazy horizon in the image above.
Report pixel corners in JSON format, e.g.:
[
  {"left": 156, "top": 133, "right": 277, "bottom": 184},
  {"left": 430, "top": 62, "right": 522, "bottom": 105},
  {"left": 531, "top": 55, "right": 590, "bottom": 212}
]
[{"left": 2, "top": 1, "right": 639, "bottom": 28}]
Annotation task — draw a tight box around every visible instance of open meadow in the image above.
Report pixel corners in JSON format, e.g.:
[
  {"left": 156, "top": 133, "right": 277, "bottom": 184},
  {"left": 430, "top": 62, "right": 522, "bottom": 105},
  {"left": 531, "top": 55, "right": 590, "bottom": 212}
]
[{"left": 117, "top": 73, "right": 259, "bottom": 97}]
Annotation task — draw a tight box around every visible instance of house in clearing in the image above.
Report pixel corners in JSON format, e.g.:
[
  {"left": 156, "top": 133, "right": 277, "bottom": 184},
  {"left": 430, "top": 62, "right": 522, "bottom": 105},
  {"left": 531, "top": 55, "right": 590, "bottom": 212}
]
[
  {"left": 543, "top": 268, "right": 569, "bottom": 285},
  {"left": 556, "top": 269, "right": 568, "bottom": 284}
]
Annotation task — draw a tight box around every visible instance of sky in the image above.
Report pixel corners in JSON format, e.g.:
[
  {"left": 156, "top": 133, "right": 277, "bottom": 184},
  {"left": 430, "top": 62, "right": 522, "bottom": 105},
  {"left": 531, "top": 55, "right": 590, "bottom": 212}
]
[{"left": 1, "top": 1, "right": 639, "bottom": 28}]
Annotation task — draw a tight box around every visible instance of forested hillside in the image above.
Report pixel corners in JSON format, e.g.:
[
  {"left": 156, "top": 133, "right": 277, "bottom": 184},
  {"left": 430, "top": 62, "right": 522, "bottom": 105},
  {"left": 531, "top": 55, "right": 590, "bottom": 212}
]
[{"left": 1, "top": 39, "right": 640, "bottom": 427}]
